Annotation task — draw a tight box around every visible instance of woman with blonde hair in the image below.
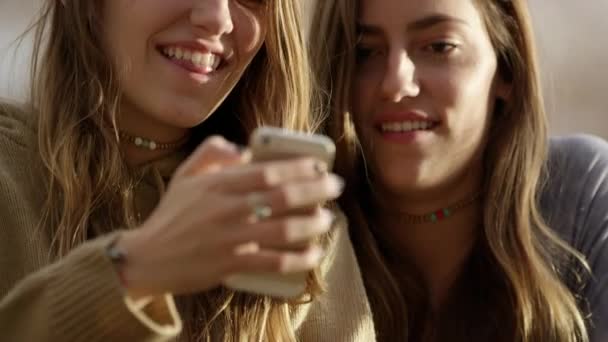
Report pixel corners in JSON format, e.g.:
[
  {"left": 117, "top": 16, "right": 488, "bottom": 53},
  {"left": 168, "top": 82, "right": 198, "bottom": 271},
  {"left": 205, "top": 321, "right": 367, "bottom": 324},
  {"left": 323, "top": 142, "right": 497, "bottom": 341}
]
[
  {"left": 0, "top": 0, "right": 373, "bottom": 341},
  {"left": 312, "top": 0, "right": 608, "bottom": 341}
]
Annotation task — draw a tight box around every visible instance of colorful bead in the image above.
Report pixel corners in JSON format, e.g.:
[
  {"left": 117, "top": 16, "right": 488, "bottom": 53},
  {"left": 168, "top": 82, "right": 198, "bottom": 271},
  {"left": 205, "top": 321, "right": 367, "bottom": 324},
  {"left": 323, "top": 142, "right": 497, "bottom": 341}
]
[{"left": 398, "top": 192, "right": 480, "bottom": 224}]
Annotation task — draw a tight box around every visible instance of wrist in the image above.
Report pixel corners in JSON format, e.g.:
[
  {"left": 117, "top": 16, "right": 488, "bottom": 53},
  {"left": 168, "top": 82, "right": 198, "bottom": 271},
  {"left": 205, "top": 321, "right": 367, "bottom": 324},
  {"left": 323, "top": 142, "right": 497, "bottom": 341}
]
[
  {"left": 106, "top": 236, "right": 128, "bottom": 287},
  {"left": 109, "top": 230, "right": 157, "bottom": 300}
]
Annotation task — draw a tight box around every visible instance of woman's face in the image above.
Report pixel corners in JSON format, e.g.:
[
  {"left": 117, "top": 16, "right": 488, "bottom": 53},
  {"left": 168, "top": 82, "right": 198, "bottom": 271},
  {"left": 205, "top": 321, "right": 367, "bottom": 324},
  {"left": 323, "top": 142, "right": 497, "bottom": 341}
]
[
  {"left": 352, "top": 0, "right": 508, "bottom": 198},
  {"left": 102, "top": 0, "right": 267, "bottom": 137}
]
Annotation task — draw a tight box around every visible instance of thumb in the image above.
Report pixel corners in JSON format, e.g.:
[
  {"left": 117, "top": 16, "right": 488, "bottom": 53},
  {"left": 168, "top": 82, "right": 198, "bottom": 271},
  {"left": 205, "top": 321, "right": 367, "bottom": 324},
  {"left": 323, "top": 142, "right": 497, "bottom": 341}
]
[{"left": 175, "top": 136, "right": 249, "bottom": 177}]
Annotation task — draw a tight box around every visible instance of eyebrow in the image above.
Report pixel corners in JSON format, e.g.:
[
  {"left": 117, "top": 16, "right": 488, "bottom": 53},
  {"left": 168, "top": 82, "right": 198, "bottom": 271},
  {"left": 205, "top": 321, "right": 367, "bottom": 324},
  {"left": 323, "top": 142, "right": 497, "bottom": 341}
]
[{"left": 356, "top": 14, "right": 468, "bottom": 36}]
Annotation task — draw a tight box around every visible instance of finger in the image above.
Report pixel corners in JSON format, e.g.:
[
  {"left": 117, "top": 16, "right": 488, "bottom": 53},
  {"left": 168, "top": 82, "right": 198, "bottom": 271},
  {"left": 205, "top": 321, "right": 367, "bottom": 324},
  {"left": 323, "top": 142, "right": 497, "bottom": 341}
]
[
  {"left": 228, "top": 208, "right": 334, "bottom": 248},
  {"left": 262, "top": 174, "right": 344, "bottom": 215},
  {"left": 175, "top": 136, "right": 247, "bottom": 177},
  {"left": 212, "top": 157, "right": 329, "bottom": 193},
  {"left": 228, "top": 245, "right": 325, "bottom": 274},
  {"left": 222, "top": 174, "right": 343, "bottom": 222}
]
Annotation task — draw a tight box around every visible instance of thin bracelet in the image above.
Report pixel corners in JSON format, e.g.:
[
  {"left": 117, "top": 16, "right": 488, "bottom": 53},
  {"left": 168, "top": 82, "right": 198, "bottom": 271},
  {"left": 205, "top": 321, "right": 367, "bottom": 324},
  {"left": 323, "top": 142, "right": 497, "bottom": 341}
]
[{"left": 106, "top": 236, "right": 129, "bottom": 288}]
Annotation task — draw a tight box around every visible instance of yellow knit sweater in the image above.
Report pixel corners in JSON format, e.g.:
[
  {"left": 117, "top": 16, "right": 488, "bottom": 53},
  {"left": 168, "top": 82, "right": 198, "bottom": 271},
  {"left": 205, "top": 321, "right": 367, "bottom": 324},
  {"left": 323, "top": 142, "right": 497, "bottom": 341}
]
[{"left": 0, "top": 103, "right": 376, "bottom": 341}]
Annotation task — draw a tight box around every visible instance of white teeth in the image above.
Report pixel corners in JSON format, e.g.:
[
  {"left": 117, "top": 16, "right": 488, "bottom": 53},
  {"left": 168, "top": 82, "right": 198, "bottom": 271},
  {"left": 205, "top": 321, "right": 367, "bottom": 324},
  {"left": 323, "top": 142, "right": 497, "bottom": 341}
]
[
  {"left": 192, "top": 52, "right": 203, "bottom": 64},
  {"left": 381, "top": 121, "right": 435, "bottom": 132},
  {"left": 162, "top": 46, "right": 221, "bottom": 71}
]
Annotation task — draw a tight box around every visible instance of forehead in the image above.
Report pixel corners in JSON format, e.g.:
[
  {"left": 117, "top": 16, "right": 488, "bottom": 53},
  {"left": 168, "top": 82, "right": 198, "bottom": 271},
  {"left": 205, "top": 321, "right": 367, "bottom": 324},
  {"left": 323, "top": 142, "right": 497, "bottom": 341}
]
[{"left": 358, "top": 0, "right": 485, "bottom": 29}]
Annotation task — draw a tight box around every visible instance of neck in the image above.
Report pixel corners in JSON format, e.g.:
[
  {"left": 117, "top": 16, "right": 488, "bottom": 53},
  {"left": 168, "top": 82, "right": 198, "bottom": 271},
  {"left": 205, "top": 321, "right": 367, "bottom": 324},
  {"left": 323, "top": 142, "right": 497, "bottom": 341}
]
[
  {"left": 374, "top": 175, "right": 482, "bottom": 309},
  {"left": 111, "top": 103, "right": 191, "bottom": 166},
  {"left": 120, "top": 141, "right": 186, "bottom": 166}
]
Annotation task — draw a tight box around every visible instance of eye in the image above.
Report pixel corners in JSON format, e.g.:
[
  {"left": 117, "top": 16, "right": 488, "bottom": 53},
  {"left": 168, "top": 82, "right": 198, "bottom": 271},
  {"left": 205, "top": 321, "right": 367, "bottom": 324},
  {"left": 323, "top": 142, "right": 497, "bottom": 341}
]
[
  {"left": 424, "top": 41, "right": 458, "bottom": 54},
  {"left": 236, "top": 0, "right": 266, "bottom": 9},
  {"left": 355, "top": 45, "right": 385, "bottom": 63}
]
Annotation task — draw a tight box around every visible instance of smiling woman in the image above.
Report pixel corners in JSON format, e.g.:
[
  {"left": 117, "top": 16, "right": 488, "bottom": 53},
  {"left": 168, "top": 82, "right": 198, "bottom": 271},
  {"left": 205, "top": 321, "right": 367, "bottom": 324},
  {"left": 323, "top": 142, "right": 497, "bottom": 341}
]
[
  {"left": 100, "top": 0, "right": 268, "bottom": 146},
  {"left": 312, "top": 0, "right": 608, "bottom": 341},
  {"left": 0, "top": 0, "right": 354, "bottom": 341}
]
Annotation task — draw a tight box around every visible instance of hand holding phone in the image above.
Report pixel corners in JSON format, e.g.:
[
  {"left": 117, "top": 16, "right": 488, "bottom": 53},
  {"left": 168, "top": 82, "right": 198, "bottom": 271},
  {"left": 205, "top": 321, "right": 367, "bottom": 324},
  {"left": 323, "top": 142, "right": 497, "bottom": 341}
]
[{"left": 222, "top": 127, "right": 336, "bottom": 298}]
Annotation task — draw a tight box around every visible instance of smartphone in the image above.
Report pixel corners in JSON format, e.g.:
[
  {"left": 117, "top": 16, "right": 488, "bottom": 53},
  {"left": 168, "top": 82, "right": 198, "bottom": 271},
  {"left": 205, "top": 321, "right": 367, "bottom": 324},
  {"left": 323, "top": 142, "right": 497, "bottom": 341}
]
[{"left": 222, "top": 126, "right": 336, "bottom": 298}]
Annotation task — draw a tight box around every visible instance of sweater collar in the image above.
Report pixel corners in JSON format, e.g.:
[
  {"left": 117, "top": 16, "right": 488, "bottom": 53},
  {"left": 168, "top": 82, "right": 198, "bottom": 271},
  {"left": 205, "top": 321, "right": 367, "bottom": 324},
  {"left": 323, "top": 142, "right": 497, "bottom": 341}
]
[
  {"left": 130, "top": 150, "right": 189, "bottom": 222},
  {"left": 137, "top": 149, "right": 189, "bottom": 185}
]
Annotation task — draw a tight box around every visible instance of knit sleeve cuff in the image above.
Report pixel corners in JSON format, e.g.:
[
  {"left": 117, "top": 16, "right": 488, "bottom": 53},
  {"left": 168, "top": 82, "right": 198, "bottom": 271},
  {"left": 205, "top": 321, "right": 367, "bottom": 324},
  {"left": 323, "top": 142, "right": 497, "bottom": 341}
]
[
  {"left": 46, "top": 232, "right": 182, "bottom": 341},
  {"left": 124, "top": 294, "right": 182, "bottom": 336}
]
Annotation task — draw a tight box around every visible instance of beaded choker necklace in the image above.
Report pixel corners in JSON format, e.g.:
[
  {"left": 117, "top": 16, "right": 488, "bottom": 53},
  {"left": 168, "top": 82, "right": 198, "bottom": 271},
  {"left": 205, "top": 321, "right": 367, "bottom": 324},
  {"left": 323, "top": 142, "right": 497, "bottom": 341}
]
[
  {"left": 396, "top": 192, "right": 481, "bottom": 224},
  {"left": 118, "top": 130, "right": 189, "bottom": 151}
]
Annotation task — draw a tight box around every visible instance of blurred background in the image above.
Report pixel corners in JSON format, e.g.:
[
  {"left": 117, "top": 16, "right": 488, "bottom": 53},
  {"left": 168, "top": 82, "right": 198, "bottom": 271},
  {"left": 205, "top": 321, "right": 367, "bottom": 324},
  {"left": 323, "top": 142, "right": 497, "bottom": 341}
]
[{"left": 1, "top": 0, "right": 606, "bottom": 138}]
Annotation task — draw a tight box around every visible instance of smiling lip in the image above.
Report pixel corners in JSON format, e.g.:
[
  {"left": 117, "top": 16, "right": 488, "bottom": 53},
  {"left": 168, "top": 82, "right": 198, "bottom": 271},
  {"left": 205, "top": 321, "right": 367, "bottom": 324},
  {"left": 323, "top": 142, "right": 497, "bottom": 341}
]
[
  {"left": 374, "top": 111, "right": 437, "bottom": 124},
  {"left": 165, "top": 56, "right": 214, "bottom": 75},
  {"left": 373, "top": 111, "right": 441, "bottom": 144},
  {"left": 157, "top": 40, "right": 228, "bottom": 77},
  {"left": 158, "top": 53, "right": 212, "bottom": 83},
  {"left": 158, "top": 41, "right": 226, "bottom": 57}
]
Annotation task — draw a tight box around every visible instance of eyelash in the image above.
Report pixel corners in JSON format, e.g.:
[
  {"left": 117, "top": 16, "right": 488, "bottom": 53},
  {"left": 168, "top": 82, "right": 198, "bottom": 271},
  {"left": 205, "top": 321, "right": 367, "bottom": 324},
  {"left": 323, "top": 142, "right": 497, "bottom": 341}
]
[
  {"left": 236, "top": 0, "right": 266, "bottom": 9},
  {"left": 355, "top": 46, "right": 385, "bottom": 62},
  {"left": 424, "top": 41, "right": 459, "bottom": 55},
  {"left": 355, "top": 41, "right": 458, "bottom": 63}
]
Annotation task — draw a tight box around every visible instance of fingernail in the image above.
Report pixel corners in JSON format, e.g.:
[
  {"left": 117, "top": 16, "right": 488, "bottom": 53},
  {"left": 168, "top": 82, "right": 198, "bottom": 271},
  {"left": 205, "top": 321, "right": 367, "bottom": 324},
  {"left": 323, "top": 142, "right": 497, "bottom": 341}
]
[
  {"left": 321, "top": 208, "right": 337, "bottom": 225},
  {"left": 331, "top": 175, "right": 345, "bottom": 194},
  {"left": 239, "top": 149, "right": 252, "bottom": 162}
]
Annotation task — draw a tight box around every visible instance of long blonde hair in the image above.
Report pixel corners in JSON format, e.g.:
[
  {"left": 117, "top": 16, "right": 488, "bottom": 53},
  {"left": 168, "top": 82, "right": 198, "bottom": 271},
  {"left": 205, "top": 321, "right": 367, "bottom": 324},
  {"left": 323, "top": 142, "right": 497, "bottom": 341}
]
[
  {"left": 311, "top": 0, "right": 590, "bottom": 341},
  {"left": 27, "top": 0, "right": 322, "bottom": 341}
]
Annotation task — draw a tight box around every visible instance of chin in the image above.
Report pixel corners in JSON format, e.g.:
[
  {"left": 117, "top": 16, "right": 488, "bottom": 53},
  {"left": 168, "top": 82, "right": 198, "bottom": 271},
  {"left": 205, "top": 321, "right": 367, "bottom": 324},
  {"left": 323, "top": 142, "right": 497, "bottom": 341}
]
[
  {"left": 157, "top": 99, "right": 218, "bottom": 129},
  {"left": 380, "top": 175, "right": 420, "bottom": 194},
  {"left": 372, "top": 164, "right": 419, "bottom": 193}
]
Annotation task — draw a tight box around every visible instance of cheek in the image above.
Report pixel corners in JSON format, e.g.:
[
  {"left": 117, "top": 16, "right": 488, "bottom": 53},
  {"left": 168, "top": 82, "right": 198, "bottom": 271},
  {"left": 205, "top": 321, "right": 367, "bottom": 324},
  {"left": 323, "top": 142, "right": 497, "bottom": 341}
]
[
  {"left": 426, "top": 59, "right": 497, "bottom": 124},
  {"left": 443, "top": 71, "right": 498, "bottom": 158},
  {"left": 102, "top": 7, "right": 151, "bottom": 80},
  {"left": 351, "top": 69, "right": 382, "bottom": 116},
  {"left": 234, "top": 9, "right": 266, "bottom": 58},
  {"left": 458, "top": 68, "right": 497, "bottom": 128},
  {"left": 351, "top": 79, "right": 366, "bottom": 114},
  {"left": 350, "top": 81, "right": 377, "bottom": 157}
]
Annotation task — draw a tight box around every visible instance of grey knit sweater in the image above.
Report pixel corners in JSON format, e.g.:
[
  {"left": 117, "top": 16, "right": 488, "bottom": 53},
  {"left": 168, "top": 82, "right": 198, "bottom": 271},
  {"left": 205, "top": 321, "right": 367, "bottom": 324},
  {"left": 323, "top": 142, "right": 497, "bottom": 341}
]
[{"left": 541, "top": 135, "right": 608, "bottom": 341}]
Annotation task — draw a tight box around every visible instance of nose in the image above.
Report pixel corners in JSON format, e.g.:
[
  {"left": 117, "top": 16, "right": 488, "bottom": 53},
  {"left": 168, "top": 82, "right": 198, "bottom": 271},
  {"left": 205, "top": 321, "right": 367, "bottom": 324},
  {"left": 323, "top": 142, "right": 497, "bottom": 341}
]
[
  {"left": 381, "top": 50, "right": 420, "bottom": 102},
  {"left": 190, "top": 0, "right": 234, "bottom": 37}
]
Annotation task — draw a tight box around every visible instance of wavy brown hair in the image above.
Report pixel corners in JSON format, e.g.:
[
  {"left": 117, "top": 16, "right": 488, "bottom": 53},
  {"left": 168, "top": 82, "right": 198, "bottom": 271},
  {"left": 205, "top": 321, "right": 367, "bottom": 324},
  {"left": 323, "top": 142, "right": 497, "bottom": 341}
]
[
  {"left": 26, "top": 0, "right": 323, "bottom": 341},
  {"left": 311, "top": 0, "right": 590, "bottom": 341}
]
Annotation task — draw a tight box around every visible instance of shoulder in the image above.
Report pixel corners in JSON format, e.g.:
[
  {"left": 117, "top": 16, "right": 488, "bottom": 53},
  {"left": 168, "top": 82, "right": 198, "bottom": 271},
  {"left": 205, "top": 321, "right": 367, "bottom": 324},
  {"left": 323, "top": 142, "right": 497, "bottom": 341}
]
[
  {"left": 0, "top": 101, "right": 37, "bottom": 150},
  {"left": 540, "top": 134, "right": 608, "bottom": 262},
  {"left": 0, "top": 103, "right": 48, "bottom": 285},
  {"left": 0, "top": 101, "right": 43, "bottom": 200},
  {"left": 541, "top": 134, "right": 608, "bottom": 237},
  {"left": 541, "top": 135, "right": 608, "bottom": 331},
  {"left": 548, "top": 134, "right": 608, "bottom": 172},
  {"left": 542, "top": 134, "right": 608, "bottom": 213}
]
